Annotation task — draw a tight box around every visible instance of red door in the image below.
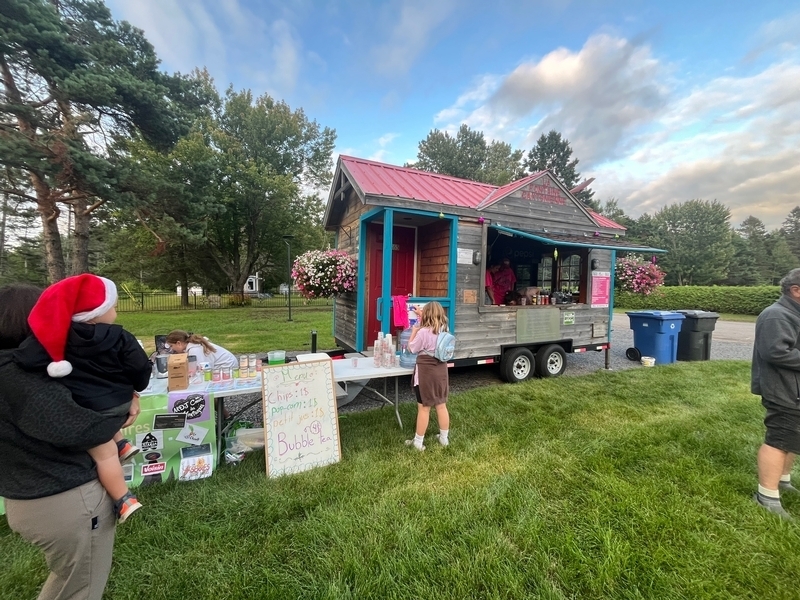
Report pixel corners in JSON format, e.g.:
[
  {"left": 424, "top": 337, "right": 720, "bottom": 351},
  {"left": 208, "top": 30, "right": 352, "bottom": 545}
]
[{"left": 366, "top": 224, "right": 416, "bottom": 344}]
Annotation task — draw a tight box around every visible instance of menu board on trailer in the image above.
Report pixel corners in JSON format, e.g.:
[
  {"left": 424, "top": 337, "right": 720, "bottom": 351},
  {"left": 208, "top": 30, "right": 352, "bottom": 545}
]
[
  {"left": 261, "top": 358, "right": 341, "bottom": 478},
  {"left": 591, "top": 271, "right": 611, "bottom": 308}
]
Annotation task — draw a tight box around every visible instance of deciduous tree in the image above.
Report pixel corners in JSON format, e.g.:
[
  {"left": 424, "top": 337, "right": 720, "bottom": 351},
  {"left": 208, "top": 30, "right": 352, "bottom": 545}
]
[
  {"left": 650, "top": 199, "right": 733, "bottom": 286},
  {"left": 413, "top": 125, "right": 524, "bottom": 185}
]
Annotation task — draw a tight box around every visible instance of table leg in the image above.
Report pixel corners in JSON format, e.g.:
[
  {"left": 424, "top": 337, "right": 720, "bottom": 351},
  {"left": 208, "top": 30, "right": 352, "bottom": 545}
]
[
  {"left": 394, "top": 376, "right": 403, "bottom": 429},
  {"left": 360, "top": 379, "right": 403, "bottom": 430},
  {"left": 216, "top": 397, "right": 225, "bottom": 466}
]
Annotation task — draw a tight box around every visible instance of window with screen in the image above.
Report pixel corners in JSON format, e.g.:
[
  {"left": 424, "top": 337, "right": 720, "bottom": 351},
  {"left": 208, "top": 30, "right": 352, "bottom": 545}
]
[
  {"left": 558, "top": 254, "right": 582, "bottom": 292},
  {"left": 537, "top": 257, "right": 553, "bottom": 289}
]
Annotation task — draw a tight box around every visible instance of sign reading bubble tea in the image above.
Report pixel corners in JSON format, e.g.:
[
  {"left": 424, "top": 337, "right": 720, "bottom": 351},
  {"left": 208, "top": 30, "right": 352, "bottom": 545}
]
[{"left": 261, "top": 358, "right": 341, "bottom": 478}]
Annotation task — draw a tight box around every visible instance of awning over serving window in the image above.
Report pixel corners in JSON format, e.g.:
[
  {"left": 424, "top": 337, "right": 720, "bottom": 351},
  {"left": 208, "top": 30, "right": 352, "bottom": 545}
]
[{"left": 491, "top": 224, "right": 666, "bottom": 253}]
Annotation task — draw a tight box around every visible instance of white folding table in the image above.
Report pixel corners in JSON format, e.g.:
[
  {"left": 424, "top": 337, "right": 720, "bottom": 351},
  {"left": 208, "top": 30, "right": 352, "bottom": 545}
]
[{"left": 141, "top": 357, "right": 414, "bottom": 463}]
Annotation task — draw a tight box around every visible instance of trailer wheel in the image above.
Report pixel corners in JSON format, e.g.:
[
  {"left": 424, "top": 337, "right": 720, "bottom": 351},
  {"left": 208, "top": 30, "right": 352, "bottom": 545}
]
[
  {"left": 536, "top": 344, "right": 567, "bottom": 378},
  {"left": 500, "top": 348, "right": 535, "bottom": 383},
  {"left": 625, "top": 347, "right": 641, "bottom": 361}
]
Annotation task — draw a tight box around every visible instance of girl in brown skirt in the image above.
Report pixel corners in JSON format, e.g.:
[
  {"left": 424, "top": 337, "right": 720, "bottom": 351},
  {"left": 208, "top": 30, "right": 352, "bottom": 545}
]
[{"left": 405, "top": 301, "right": 450, "bottom": 450}]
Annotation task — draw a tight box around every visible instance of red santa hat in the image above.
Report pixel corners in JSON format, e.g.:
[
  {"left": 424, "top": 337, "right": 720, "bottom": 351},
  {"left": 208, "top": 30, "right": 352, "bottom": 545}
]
[{"left": 27, "top": 274, "right": 118, "bottom": 378}]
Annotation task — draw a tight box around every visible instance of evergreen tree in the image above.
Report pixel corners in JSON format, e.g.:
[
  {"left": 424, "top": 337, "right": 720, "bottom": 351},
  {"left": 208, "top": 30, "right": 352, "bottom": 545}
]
[
  {"left": 765, "top": 232, "right": 799, "bottom": 285},
  {"left": 736, "top": 216, "right": 771, "bottom": 283},
  {"left": 0, "top": 0, "right": 197, "bottom": 281},
  {"left": 781, "top": 207, "right": 800, "bottom": 262},
  {"left": 724, "top": 231, "right": 762, "bottom": 286}
]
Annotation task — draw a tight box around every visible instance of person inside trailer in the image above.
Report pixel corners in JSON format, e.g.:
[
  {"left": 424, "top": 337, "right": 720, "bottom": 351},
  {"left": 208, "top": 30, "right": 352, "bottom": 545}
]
[
  {"left": 485, "top": 264, "right": 500, "bottom": 304},
  {"left": 492, "top": 257, "right": 517, "bottom": 305}
]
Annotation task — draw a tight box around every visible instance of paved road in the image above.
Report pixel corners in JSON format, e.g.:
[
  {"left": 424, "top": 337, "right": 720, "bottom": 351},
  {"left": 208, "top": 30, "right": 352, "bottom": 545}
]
[{"left": 611, "top": 312, "right": 754, "bottom": 344}]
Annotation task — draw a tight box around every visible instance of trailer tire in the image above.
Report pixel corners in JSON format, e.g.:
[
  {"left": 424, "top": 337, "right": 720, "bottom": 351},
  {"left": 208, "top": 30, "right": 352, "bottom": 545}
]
[
  {"left": 536, "top": 344, "right": 567, "bottom": 378},
  {"left": 500, "top": 348, "right": 535, "bottom": 383}
]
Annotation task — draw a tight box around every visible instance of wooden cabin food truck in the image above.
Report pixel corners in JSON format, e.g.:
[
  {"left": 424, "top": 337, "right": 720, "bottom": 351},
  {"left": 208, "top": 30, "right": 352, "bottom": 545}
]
[{"left": 323, "top": 156, "right": 661, "bottom": 382}]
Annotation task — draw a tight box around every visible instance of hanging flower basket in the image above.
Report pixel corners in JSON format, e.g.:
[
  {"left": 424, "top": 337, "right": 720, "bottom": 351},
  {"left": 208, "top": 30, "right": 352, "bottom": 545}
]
[
  {"left": 292, "top": 250, "right": 356, "bottom": 299},
  {"left": 615, "top": 255, "right": 665, "bottom": 296}
]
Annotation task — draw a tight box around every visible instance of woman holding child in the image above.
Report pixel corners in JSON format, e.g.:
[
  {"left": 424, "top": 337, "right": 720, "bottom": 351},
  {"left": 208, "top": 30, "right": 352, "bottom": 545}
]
[{"left": 0, "top": 282, "right": 139, "bottom": 600}]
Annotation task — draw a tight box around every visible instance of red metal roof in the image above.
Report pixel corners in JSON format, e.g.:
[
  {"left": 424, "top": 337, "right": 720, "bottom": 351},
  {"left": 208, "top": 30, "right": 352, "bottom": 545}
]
[
  {"left": 588, "top": 210, "right": 626, "bottom": 230},
  {"left": 338, "top": 155, "right": 626, "bottom": 230},
  {"left": 341, "top": 155, "right": 494, "bottom": 208}
]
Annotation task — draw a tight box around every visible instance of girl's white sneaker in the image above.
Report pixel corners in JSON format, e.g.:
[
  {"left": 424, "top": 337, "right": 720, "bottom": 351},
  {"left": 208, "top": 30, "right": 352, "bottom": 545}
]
[{"left": 404, "top": 439, "right": 425, "bottom": 451}]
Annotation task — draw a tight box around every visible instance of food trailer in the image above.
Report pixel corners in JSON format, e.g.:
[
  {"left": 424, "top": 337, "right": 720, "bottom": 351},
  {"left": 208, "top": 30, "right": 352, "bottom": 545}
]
[{"left": 323, "top": 156, "right": 663, "bottom": 382}]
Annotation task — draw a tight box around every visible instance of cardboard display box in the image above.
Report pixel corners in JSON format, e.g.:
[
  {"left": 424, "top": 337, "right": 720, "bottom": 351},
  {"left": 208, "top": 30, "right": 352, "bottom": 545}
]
[{"left": 167, "top": 353, "right": 189, "bottom": 391}]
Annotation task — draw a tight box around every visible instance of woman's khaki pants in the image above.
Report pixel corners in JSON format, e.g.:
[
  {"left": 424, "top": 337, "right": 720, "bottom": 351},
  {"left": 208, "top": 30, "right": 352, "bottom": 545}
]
[{"left": 6, "top": 479, "right": 116, "bottom": 600}]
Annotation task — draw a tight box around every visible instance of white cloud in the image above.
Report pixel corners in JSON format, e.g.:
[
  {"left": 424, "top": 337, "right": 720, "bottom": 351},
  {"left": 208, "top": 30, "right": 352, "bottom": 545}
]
[
  {"left": 435, "top": 34, "right": 668, "bottom": 166},
  {"left": 746, "top": 11, "right": 800, "bottom": 61},
  {"left": 108, "top": 0, "right": 228, "bottom": 76},
  {"left": 594, "top": 60, "right": 800, "bottom": 229},
  {"left": 107, "top": 0, "right": 304, "bottom": 96},
  {"left": 434, "top": 31, "right": 800, "bottom": 229},
  {"left": 377, "top": 133, "right": 399, "bottom": 146},
  {"left": 372, "top": 0, "right": 457, "bottom": 76},
  {"left": 367, "top": 132, "right": 400, "bottom": 162}
]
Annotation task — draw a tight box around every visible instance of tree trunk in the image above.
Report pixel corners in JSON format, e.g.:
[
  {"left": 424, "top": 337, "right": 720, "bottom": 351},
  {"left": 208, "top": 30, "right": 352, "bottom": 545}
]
[
  {"left": 71, "top": 197, "right": 91, "bottom": 275},
  {"left": 0, "top": 192, "right": 7, "bottom": 276},
  {"left": 180, "top": 248, "right": 189, "bottom": 307},
  {"left": 34, "top": 177, "right": 66, "bottom": 282},
  {"left": 0, "top": 55, "right": 65, "bottom": 281}
]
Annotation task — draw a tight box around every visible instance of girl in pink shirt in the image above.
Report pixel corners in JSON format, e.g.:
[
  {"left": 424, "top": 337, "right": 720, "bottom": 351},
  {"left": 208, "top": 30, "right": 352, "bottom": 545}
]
[{"left": 405, "top": 301, "right": 450, "bottom": 450}]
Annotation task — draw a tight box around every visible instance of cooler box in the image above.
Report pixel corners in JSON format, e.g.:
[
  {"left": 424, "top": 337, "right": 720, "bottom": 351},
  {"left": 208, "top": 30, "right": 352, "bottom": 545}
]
[{"left": 627, "top": 311, "right": 685, "bottom": 365}]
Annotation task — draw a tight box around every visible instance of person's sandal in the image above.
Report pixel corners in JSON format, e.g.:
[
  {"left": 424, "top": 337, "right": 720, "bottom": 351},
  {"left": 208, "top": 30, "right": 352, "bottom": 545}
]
[{"left": 115, "top": 492, "right": 142, "bottom": 523}]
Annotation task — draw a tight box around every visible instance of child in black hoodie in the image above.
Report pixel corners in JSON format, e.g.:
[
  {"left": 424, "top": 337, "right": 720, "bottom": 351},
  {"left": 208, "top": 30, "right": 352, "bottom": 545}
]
[{"left": 14, "top": 274, "right": 152, "bottom": 523}]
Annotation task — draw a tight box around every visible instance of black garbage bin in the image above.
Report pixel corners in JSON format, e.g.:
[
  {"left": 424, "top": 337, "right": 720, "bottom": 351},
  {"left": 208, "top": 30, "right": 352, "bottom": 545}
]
[{"left": 676, "top": 310, "right": 719, "bottom": 361}]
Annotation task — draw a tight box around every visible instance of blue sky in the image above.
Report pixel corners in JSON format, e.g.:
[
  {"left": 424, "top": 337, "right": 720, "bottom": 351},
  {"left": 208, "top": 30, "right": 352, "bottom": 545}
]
[{"left": 105, "top": 0, "right": 800, "bottom": 229}]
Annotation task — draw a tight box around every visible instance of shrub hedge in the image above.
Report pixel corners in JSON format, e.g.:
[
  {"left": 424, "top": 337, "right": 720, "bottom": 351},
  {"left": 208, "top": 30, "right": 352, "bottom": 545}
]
[{"left": 614, "top": 286, "right": 780, "bottom": 315}]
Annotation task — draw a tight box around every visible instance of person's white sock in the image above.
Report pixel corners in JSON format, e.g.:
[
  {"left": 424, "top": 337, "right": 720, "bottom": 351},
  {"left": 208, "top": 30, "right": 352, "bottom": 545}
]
[
  {"left": 758, "top": 484, "right": 780, "bottom": 499},
  {"left": 438, "top": 429, "right": 449, "bottom": 446},
  {"left": 405, "top": 433, "right": 425, "bottom": 451}
]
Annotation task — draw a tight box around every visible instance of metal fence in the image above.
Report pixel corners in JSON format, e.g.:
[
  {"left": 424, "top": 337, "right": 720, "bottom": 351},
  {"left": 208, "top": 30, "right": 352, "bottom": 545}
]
[{"left": 117, "top": 291, "right": 332, "bottom": 312}]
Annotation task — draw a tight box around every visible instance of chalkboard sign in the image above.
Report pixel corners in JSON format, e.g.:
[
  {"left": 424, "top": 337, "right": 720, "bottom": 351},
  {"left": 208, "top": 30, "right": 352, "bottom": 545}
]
[{"left": 261, "top": 358, "right": 341, "bottom": 478}]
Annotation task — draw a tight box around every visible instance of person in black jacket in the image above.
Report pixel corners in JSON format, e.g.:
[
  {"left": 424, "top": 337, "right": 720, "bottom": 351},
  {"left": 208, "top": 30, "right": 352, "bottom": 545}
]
[
  {"left": 752, "top": 268, "right": 800, "bottom": 519},
  {"left": 14, "top": 274, "right": 152, "bottom": 523},
  {"left": 1, "top": 283, "right": 139, "bottom": 600}
]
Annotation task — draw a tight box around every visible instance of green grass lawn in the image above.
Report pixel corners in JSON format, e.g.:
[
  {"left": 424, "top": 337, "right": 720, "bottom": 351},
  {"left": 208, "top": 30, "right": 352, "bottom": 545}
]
[
  {"left": 3, "top": 361, "right": 799, "bottom": 599},
  {"left": 116, "top": 308, "right": 335, "bottom": 355}
]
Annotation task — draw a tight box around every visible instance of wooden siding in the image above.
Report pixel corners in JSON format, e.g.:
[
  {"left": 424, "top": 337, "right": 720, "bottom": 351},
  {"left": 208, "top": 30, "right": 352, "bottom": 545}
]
[
  {"left": 417, "top": 221, "right": 450, "bottom": 297},
  {"left": 450, "top": 222, "right": 611, "bottom": 360},
  {"left": 333, "top": 188, "right": 365, "bottom": 350}
]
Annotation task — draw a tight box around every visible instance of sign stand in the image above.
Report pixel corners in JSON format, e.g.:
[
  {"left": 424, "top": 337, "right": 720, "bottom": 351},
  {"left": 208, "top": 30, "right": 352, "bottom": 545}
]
[{"left": 261, "top": 358, "right": 342, "bottom": 477}]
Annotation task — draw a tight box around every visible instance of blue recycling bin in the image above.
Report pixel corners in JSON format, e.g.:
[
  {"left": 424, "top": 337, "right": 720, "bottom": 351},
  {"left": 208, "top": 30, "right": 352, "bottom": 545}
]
[{"left": 626, "top": 311, "right": 685, "bottom": 365}]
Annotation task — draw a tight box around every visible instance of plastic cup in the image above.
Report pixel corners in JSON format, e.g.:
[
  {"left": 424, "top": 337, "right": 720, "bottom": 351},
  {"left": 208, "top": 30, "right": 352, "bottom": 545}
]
[
  {"left": 351, "top": 357, "right": 358, "bottom": 368},
  {"left": 267, "top": 350, "right": 285, "bottom": 365}
]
